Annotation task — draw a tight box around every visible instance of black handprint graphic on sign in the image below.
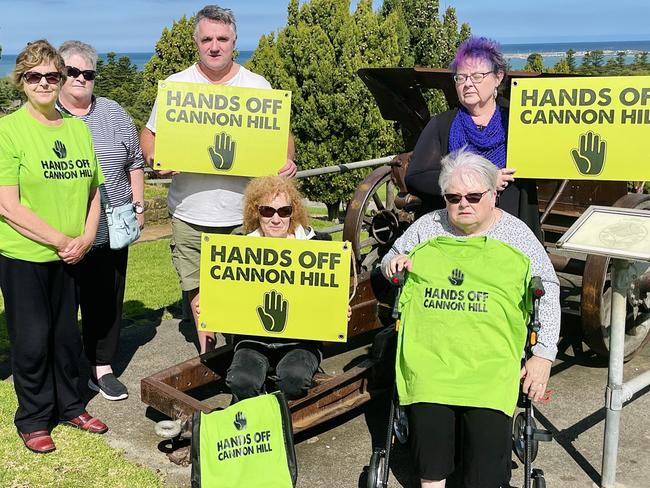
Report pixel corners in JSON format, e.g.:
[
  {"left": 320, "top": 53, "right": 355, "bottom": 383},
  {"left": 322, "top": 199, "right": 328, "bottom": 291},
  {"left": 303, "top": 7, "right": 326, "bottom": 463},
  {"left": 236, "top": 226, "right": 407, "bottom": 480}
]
[
  {"left": 208, "top": 132, "right": 236, "bottom": 170},
  {"left": 571, "top": 131, "right": 606, "bottom": 176},
  {"left": 448, "top": 269, "right": 464, "bottom": 286},
  {"left": 257, "top": 290, "right": 288, "bottom": 333},
  {"left": 53, "top": 140, "right": 67, "bottom": 159},
  {"left": 234, "top": 411, "right": 247, "bottom": 431}
]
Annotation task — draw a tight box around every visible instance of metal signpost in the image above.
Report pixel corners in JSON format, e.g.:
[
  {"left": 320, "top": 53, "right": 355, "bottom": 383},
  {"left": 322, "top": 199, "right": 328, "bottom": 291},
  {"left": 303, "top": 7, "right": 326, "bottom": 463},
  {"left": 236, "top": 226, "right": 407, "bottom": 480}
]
[{"left": 557, "top": 205, "right": 650, "bottom": 487}]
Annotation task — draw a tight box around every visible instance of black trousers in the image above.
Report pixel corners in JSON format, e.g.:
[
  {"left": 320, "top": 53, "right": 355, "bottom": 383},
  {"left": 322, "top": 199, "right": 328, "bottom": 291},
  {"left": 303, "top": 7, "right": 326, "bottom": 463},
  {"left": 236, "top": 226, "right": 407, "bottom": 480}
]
[
  {"left": 0, "top": 255, "right": 85, "bottom": 432},
  {"left": 226, "top": 344, "right": 320, "bottom": 401},
  {"left": 75, "top": 246, "right": 128, "bottom": 366}
]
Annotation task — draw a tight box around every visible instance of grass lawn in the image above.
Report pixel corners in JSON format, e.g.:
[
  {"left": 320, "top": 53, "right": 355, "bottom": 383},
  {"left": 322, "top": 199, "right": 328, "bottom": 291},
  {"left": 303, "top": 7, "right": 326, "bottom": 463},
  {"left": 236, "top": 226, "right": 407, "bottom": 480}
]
[
  {"left": 0, "top": 382, "right": 164, "bottom": 488},
  {"left": 122, "top": 239, "right": 181, "bottom": 322},
  {"left": 143, "top": 183, "right": 169, "bottom": 200}
]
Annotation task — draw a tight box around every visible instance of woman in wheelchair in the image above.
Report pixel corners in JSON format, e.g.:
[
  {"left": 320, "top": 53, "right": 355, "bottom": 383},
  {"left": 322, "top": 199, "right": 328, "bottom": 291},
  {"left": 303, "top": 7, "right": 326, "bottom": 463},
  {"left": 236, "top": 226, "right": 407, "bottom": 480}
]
[{"left": 381, "top": 148, "right": 560, "bottom": 488}]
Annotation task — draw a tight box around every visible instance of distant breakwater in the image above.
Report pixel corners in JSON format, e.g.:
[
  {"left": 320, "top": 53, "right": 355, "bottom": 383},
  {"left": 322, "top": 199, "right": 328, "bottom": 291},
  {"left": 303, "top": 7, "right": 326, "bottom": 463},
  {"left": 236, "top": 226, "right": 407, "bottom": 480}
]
[{"left": 503, "top": 49, "right": 649, "bottom": 60}]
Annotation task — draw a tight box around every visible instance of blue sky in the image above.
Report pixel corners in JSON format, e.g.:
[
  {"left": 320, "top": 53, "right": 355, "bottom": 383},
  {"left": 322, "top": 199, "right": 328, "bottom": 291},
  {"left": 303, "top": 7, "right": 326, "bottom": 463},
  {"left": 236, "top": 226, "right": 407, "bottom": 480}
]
[{"left": 1, "top": 0, "right": 648, "bottom": 54}]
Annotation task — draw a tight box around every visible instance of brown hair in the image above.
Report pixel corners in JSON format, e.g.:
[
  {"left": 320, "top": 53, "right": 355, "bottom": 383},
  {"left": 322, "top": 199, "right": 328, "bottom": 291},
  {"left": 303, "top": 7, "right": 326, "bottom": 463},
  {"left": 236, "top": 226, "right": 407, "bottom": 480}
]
[
  {"left": 11, "top": 40, "right": 66, "bottom": 88},
  {"left": 242, "top": 176, "right": 309, "bottom": 235}
]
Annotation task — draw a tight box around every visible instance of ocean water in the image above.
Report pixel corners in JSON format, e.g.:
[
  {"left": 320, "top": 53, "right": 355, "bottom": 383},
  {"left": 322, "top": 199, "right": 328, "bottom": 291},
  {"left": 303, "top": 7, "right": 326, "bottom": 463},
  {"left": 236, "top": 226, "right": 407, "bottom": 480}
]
[
  {"left": 501, "top": 40, "right": 650, "bottom": 70},
  {"left": 0, "top": 50, "right": 254, "bottom": 77},
  {"left": 1, "top": 42, "right": 648, "bottom": 76}
]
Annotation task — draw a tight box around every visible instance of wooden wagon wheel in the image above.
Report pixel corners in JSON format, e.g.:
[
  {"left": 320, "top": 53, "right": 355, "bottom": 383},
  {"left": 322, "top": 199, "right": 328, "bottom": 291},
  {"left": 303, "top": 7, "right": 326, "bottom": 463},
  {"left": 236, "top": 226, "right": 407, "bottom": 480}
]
[
  {"left": 581, "top": 193, "right": 650, "bottom": 360},
  {"left": 343, "top": 166, "right": 402, "bottom": 272}
]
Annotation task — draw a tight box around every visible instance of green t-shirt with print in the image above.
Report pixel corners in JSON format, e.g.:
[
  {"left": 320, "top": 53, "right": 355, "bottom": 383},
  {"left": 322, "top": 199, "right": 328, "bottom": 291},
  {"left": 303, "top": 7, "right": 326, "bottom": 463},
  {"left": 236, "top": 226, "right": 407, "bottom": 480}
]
[
  {"left": 0, "top": 106, "right": 103, "bottom": 262},
  {"left": 396, "top": 236, "right": 531, "bottom": 416}
]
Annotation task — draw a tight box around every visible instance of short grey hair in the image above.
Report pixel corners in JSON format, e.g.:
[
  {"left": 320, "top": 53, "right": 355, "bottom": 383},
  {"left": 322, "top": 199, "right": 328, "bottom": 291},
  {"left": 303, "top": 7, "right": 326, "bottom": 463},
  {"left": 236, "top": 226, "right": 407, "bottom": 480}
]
[
  {"left": 439, "top": 147, "right": 499, "bottom": 194},
  {"left": 194, "top": 5, "right": 237, "bottom": 38},
  {"left": 59, "top": 40, "right": 98, "bottom": 69}
]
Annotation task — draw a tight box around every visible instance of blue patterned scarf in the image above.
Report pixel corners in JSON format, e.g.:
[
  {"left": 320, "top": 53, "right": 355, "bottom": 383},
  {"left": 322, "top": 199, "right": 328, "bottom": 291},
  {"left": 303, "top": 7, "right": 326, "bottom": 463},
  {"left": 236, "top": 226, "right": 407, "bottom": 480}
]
[{"left": 448, "top": 105, "right": 508, "bottom": 169}]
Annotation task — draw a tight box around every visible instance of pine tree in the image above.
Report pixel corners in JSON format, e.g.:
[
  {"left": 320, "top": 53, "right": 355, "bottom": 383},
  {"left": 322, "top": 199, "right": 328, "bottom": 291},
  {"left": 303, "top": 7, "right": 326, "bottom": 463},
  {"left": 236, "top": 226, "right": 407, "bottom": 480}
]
[
  {"left": 523, "top": 53, "right": 544, "bottom": 72},
  {"left": 95, "top": 53, "right": 146, "bottom": 127},
  {"left": 566, "top": 48, "right": 576, "bottom": 73},
  {"left": 139, "top": 15, "right": 198, "bottom": 114},
  {"left": 248, "top": 0, "right": 404, "bottom": 218}
]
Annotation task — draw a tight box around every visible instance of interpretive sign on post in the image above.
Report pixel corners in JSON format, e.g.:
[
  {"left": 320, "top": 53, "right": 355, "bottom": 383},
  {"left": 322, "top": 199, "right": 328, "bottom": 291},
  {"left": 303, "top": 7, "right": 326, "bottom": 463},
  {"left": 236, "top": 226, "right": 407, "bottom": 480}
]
[
  {"left": 154, "top": 81, "right": 291, "bottom": 176},
  {"left": 198, "top": 234, "right": 351, "bottom": 342},
  {"left": 507, "top": 76, "right": 650, "bottom": 180}
]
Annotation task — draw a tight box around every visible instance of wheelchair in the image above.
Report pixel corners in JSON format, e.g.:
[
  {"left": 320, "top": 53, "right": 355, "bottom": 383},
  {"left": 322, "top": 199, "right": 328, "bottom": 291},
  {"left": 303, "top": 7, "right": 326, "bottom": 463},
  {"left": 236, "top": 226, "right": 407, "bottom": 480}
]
[{"left": 366, "top": 274, "right": 552, "bottom": 488}]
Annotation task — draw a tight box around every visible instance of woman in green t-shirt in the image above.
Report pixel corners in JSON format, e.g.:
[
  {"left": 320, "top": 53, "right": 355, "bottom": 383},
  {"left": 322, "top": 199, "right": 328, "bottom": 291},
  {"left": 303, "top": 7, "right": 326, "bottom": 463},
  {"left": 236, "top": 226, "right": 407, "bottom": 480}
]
[{"left": 0, "top": 40, "right": 107, "bottom": 454}]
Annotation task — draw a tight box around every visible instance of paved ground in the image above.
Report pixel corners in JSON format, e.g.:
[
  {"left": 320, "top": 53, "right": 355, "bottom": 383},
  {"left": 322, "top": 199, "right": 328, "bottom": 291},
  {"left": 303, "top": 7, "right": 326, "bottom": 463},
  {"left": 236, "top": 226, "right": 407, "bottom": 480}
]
[
  {"left": 56, "top": 307, "right": 649, "bottom": 488},
  {"left": 3, "top": 232, "right": 650, "bottom": 487}
]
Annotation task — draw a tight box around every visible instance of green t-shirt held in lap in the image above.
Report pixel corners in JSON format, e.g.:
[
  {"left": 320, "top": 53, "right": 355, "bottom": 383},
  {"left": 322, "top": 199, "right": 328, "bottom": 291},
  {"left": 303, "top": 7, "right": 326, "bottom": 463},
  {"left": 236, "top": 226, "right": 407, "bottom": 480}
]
[
  {"left": 396, "top": 236, "right": 532, "bottom": 416},
  {"left": 0, "top": 106, "right": 103, "bottom": 262}
]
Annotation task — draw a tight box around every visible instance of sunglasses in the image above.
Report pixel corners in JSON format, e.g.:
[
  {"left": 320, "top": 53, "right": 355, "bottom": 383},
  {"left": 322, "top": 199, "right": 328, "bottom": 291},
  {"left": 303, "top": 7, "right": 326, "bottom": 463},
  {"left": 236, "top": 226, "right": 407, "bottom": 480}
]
[
  {"left": 258, "top": 205, "right": 293, "bottom": 218},
  {"left": 66, "top": 66, "right": 97, "bottom": 81},
  {"left": 22, "top": 71, "right": 62, "bottom": 84},
  {"left": 443, "top": 190, "right": 490, "bottom": 204}
]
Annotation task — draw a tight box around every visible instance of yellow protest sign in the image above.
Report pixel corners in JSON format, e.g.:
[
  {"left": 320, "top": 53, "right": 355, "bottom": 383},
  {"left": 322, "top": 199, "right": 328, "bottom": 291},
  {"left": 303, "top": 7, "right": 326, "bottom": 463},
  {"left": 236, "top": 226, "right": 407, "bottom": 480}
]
[
  {"left": 154, "top": 81, "right": 291, "bottom": 176},
  {"left": 198, "top": 234, "right": 351, "bottom": 342},
  {"left": 507, "top": 76, "right": 650, "bottom": 180}
]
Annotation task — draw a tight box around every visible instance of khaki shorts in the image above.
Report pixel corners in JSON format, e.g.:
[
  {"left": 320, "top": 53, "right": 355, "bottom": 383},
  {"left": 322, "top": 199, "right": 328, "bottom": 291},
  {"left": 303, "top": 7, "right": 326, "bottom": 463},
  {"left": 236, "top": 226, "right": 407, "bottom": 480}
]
[{"left": 170, "top": 216, "right": 238, "bottom": 292}]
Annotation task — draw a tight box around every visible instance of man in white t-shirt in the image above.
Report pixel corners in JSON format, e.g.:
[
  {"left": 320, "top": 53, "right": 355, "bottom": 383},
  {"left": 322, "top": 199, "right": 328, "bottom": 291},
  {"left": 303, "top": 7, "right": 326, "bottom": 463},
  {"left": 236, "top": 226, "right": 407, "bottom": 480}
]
[{"left": 141, "top": 5, "right": 297, "bottom": 354}]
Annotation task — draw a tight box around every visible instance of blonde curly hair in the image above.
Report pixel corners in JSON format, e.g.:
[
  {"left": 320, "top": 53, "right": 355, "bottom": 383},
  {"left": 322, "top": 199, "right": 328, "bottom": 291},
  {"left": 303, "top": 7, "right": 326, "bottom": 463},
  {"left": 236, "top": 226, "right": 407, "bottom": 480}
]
[
  {"left": 11, "top": 40, "right": 66, "bottom": 88},
  {"left": 242, "top": 176, "right": 309, "bottom": 235}
]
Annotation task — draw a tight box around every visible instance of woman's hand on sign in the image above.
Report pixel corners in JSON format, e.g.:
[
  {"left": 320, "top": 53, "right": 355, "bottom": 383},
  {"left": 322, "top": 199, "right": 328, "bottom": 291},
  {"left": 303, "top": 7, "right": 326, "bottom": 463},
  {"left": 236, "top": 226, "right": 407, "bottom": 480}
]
[
  {"left": 348, "top": 305, "right": 352, "bottom": 322},
  {"left": 278, "top": 158, "right": 297, "bottom": 178},
  {"left": 386, "top": 254, "right": 412, "bottom": 278},
  {"left": 496, "top": 168, "right": 516, "bottom": 192}
]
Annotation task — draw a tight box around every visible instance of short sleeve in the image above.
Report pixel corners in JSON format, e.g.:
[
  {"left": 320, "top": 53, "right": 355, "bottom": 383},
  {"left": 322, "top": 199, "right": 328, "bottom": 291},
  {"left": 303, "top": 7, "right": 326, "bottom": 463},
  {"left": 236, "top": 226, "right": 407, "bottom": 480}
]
[
  {"left": 145, "top": 97, "right": 158, "bottom": 133},
  {"left": 117, "top": 105, "right": 145, "bottom": 170},
  {"left": 0, "top": 129, "right": 19, "bottom": 186},
  {"left": 91, "top": 151, "right": 104, "bottom": 188}
]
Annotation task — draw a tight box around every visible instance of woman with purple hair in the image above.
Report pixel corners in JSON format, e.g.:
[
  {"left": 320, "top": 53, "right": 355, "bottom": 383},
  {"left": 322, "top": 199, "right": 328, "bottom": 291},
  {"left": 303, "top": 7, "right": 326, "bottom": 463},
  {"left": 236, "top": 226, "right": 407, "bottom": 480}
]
[{"left": 405, "top": 36, "right": 542, "bottom": 240}]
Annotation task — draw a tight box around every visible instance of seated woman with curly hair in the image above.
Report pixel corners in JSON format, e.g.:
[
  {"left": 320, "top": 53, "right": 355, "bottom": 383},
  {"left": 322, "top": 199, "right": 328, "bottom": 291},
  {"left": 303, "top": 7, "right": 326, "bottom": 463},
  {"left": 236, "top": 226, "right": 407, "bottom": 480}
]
[{"left": 195, "top": 176, "right": 329, "bottom": 401}]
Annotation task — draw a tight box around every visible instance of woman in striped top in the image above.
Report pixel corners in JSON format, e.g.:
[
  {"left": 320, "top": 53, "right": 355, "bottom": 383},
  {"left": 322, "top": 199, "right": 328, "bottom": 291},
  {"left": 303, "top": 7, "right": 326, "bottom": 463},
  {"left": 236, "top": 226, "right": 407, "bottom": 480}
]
[{"left": 58, "top": 40, "right": 145, "bottom": 401}]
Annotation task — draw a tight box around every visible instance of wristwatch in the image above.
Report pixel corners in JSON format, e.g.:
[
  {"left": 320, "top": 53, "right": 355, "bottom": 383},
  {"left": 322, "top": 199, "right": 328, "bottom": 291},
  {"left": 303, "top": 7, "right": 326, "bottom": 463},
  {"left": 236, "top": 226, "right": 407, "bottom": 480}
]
[{"left": 133, "top": 201, "right": 144, "bottom": 214}]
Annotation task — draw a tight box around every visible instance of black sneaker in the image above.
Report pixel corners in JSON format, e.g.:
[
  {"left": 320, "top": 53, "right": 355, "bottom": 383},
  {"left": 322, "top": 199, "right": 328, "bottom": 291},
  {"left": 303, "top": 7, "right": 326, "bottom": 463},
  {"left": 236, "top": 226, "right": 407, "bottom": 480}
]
[{"left": 88, "top": 373, "right": 128, "bottom": 401}]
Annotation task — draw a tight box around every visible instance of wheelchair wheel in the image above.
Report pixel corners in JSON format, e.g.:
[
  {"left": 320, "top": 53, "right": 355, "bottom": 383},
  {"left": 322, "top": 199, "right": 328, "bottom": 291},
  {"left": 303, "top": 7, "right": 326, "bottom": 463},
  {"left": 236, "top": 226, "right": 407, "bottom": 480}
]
[
  {"left": 367, "top": 448, "right": 387, "bottom": 488},
  {"left": 513, "top": 412, "right": 538, "bottom": 464},
  {"left": 532, "top": 468, "right": 546, "bottom": 488},
  {"left": 392, "top": 404, "right": 409, "bottom": 445}
]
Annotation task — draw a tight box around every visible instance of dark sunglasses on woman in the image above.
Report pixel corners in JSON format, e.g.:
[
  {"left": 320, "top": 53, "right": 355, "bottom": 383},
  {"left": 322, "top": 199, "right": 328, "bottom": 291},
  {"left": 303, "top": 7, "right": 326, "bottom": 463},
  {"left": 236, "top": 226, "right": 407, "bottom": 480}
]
[
  {"left": 443, "top": 190, "right": 489, "bottom": 204},
  {"left": 22, "top": 71, "right": 62, "bottom": 84},
  {"left": 258, "top": 205, "right": 293, "bottom": 218},
  {"left": 66, "top": 66, "right": 97, "bottom": 81}
]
